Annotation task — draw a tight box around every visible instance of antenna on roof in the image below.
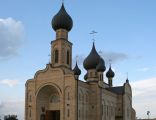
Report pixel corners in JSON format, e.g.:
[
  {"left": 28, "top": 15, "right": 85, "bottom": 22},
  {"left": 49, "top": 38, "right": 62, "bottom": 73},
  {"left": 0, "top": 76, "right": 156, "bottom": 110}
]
[{"left": 90, "top": 30, "right": 98, "bottom": 43}]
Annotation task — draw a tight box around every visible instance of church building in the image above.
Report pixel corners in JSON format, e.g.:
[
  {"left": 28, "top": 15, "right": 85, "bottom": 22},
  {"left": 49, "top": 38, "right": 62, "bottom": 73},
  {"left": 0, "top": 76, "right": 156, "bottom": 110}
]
[{"left": 25, "top": 3, "right": 136, "bottom": 120}]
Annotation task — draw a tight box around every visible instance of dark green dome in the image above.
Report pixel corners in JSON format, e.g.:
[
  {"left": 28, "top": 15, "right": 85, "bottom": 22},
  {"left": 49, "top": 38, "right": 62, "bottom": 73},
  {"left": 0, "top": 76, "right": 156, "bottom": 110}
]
[
  {"left": 96, "top": 58, "right": 106, "bottom": 72},
  {"left": 106, "top": 65, "right": 115, "bottom": 78},
  {"left": 52, "top": 4, "right": 73, "bottom": 31},
  {"left": 83, "top": 43, "right": 101, "bottom": 70},
  {"left": 73, "top": 62, "right": 81, "bottom": 75}
]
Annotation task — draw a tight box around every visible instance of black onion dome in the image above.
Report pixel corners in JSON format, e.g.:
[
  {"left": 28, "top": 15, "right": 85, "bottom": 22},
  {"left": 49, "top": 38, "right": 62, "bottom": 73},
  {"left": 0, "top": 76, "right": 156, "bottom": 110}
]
[
  {"left": 52, "top": 4, "right": 73, "bottom": 31},
  {"left": 73, "top": 62, "right": 81, "bottom": 75},
  {"left": 96, "top": 58, "right": 106, "bottom": 72},
  {"left": 106, "top": 65, "right": 115, "bottom": 78},
  {"left": 83, "top": 43, "right": 101, "bottom": 70}
]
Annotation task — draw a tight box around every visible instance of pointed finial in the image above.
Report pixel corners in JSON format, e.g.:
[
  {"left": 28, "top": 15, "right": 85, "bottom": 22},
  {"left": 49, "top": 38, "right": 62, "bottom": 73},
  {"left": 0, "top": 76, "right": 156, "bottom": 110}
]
[
  {"left": 48, "top": 54, "right": 51, "bottom": 64},
  {"left": 90, "top": 30, "right": 98, "bottom": 43},
  {"left": 62, "top": 0, "right": 64, "bottom": 4},
  {"left": 109, "top": 59, "right": 112, "bottom": 67},
  {"left": 76, "top": 55, "right": 78, "bottom": 61},
  {"left": 76, "top": 55, "right": 78, "bottom": 64},
  {"left": 126, "top": 72, "right": 129, "bottom": 83}
]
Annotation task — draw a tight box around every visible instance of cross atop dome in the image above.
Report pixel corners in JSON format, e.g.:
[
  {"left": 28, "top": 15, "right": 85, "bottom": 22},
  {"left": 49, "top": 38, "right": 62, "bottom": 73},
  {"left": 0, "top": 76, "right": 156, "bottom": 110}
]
[{"left": 90, "top": 30, "right": 98, "bottom": 42}]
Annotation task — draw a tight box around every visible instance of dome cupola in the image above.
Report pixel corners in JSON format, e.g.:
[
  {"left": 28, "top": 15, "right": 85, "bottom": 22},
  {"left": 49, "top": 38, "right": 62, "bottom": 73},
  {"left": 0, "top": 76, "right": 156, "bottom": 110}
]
[
  {"left": 73, "top": 62, "right": 81, "bottom": 75},
  {"left": 52, "top": 4, "right": 73, "bottom": 32},
  {"left": 106, "top": 65, "right": 115, "bottom": 78},
  {"left": 83, "top": 43, "right": 101, "bottom": 70},
  {"left": 96, "top": 58, "right": 106, "bottom": 72}
]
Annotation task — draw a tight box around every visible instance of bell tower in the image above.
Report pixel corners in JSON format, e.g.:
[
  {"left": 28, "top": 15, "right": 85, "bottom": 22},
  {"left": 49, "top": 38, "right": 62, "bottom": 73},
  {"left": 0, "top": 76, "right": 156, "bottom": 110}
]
[{"left": 51, "top": 4, "right": 73, "bottom": 69}]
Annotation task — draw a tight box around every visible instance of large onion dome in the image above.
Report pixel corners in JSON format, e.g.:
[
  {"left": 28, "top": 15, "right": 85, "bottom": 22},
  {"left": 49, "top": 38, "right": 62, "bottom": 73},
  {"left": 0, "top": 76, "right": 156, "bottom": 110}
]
[
  {"left": 106, "top": 65, "right": 115, "bottom": 78},
  {"left": 52, "top": 4, "right": 73, "bottom": 31},
  {"left": 96, "top": 58, "right": 106, "bottom": 72},
  {"left": 73, "top": 62, "right": 81, "bottom": 75},
  {"left": 83, "top": 43, "right": 101, "bottom": 70}
]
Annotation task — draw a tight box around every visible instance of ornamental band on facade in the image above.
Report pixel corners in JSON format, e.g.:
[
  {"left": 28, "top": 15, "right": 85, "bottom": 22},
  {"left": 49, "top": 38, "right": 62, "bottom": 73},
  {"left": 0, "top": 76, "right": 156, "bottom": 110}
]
[{"left": 25, "top": 3, "right": 136, "bottom": 120}]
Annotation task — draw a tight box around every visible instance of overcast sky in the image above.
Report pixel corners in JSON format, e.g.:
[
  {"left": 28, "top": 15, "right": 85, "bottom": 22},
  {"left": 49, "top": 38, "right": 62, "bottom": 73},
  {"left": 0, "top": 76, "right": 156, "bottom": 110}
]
[{"left": 0, "top": 0, "right": 156, "bottom": 119}]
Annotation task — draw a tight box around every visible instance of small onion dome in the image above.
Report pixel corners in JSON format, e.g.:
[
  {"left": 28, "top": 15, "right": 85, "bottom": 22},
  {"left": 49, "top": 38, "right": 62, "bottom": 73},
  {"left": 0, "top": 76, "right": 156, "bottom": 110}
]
[
  {"left": 106, "top": 65, "right": 115, "bottom": 78},
  {"left": 96, "top": 58, "right": 106, "bottom": 72},
  {"left": 73, "top": 62, "right": 81, "bottom": 75},
  {"left": 84, "top": 73, "right": 88, "bottom": 80},
  {"left": 52, "top": 4, "right": 73, "bottom": 32},
  {"left": 83, "top": 43, "right": 101, "bottom": 70},
  {"left": 126, "top": 78, "right": 129, "bottom": 83}
]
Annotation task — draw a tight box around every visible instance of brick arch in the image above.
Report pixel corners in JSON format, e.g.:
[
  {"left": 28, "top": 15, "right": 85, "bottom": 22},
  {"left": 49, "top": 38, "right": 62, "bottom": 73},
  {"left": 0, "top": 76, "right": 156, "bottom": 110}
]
[{"left": 36, "top": 84, "right": 62, "bottom": 120}]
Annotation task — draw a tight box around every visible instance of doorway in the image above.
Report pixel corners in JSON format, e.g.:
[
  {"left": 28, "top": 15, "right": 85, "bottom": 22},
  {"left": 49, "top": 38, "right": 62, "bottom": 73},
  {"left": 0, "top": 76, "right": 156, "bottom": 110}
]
[{"left": 46, "top": 110, "right": 60, "bottom": 120}]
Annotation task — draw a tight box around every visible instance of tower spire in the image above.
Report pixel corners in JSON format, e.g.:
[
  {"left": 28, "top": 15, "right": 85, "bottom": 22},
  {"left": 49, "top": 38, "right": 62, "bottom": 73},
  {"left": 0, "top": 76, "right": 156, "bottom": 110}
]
[
  {"left": 51, "top": 3, "right": 73, "bottom": 69},
  {"left": 109, "top": 59, "right": 112, "bottom": 67},
  {"left": 126, "top": 72, "right": 129, "bottom": 83},
  {"left": 62, "top": 0, "right": 64, "bottom": 4}
]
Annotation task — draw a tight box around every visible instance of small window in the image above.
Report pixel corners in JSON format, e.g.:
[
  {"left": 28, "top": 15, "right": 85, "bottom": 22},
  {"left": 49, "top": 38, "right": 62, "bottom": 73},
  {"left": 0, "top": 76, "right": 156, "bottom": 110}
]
[
  {"left": 67, "top": 109, "right": 70, "bottom": 117},
  {"left": 90, "top": 72, "right": 92, "bottom": 77},
  {"left": 68, "top": 92, "right": 70, "bottom": 100},
  {"left": 79, "top": 110, "right": 80, "bottom": 118},
  {"left": 67, "top": 50, "right": 70, "bottom": 65},
  {"left": 86, "top": 95, "right": 88, "bottom": 102},
  {"left": 50, "top": 95, "right": 60, "bottom": 103},
  {"left": 127, "top": 108, "right": 129, "bottom": 117},
  {"left": 107, "top": 106, "right": 109, "bottom": 116},
  {"left": 54, "top": 50, "right": 59, "bottom": 63},
  {"left": 102, "top": 105, "right": 103, "bottom": 115},
  {"left": 29, "top": 109, "right": 31, "bottom": 118},
  {"left": 29, "top": 95, "right": 32, "bottom": 102}
]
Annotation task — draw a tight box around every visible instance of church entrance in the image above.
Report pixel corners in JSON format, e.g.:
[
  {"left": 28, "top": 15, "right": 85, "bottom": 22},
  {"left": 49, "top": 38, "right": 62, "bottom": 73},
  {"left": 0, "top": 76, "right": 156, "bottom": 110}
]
[{"left": 45, "top": 110, "right": 60, "bottom": 120}]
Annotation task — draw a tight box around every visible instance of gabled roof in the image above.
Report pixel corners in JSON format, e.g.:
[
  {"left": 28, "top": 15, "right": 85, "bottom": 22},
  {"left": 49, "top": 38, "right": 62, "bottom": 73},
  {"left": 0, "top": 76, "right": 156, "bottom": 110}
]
[{"left": 106, "top": 86, "right": 124, "bottom": 95}]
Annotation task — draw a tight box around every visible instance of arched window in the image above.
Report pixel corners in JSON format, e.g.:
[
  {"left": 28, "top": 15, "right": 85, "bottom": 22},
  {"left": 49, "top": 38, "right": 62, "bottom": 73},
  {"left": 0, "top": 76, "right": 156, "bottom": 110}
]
[
  {"left": 79, "top": 93, "right": 81, "bottom": 101},
  {"left": 29, "top": 109, "right": 31, "bottom": 118},
  {"left": 67, "top": 109, "right": 70, "bottom": 117},
  {"left": 127, "top": 108, "right": 130, "bottom": 117},
  {"left": 90, "top": 72, "right": 92, "bottom": 77},
  {"left": 68, "top": 92, "right": 70, "bottom": 100},
  {"left": 54, "top": 50, "right": 59, "bottom": 63},
  {"left": 29, "top": 95, "right": 32, "bottom": 102},
  {"left": 50, "top": 95, "right": 60, "bottom": 103},
  {"left": 67, "top": 50, "right": 70, "bottom": 65}
]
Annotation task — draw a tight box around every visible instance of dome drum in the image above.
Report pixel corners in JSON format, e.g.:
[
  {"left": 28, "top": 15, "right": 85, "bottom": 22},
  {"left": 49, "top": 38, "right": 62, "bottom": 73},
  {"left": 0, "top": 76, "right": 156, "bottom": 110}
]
[{"left": 56, "top": 29, "right": 68, "bottom": 39}]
